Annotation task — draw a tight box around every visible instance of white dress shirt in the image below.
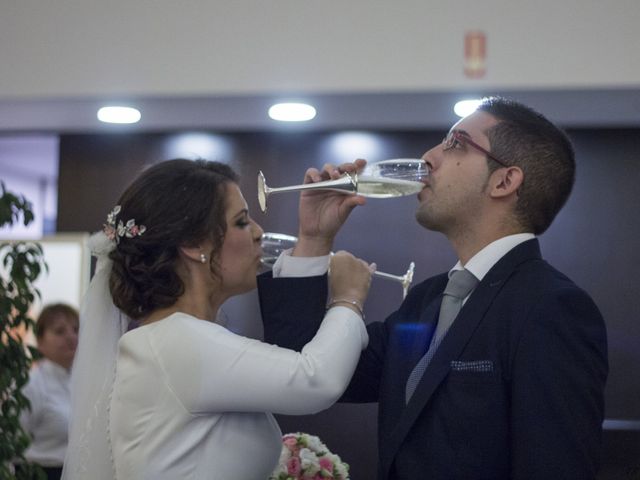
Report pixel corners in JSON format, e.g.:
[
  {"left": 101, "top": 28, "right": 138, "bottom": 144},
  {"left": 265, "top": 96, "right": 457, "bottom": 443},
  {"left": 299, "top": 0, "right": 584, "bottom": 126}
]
[
  {"left": 272, "top": 248, "right": 330, "bottom": 278},
  {"left": 21, "top": 359, "right": 72, "bottom": 467},
  {"left": 272, "top": 233, "right": 536, "bottom": 305},
  {"left": 450, "top": 233, "right": 535, "bottom": 304}
]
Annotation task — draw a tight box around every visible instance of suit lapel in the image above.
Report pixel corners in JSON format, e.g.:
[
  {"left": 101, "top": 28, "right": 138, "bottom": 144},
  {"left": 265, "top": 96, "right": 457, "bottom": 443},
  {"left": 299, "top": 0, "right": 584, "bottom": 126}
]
[
  {"left": 398, "top": 293, "right": 443, "bottom": 378},
  {"left": 382, "top": 291, "right": 444, "bottom": 432},
  {"left": 380, "top": 276, "right": 447, "bottom": 430},
  {"left": 381, "top": 239, "right": 542, "bottom": 477}
]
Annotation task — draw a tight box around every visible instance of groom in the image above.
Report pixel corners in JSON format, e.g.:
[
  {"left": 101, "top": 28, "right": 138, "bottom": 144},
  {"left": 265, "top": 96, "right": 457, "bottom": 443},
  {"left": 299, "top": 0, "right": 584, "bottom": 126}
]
[{"left": 258, "top": 97, "right": 608, "bottom": 479}]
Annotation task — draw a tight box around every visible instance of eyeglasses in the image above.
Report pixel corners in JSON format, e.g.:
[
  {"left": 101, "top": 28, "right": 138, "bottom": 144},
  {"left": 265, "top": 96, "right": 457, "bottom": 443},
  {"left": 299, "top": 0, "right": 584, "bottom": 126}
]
[{"left": 442, "top": 130, "right": 510, "bottom": 168}]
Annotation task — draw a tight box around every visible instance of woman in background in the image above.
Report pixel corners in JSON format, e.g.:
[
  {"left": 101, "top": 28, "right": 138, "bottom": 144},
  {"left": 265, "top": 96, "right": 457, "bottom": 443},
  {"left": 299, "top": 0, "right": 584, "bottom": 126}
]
[
  {"left": 63, "top": 159, "right": 372, "bottom": 480},
  {"left": 21, "top": 303, "right": 79, "bottom": 480}
]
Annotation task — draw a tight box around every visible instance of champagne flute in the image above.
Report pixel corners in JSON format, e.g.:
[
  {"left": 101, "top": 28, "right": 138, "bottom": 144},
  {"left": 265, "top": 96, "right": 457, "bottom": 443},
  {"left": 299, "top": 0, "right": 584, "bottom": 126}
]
[
  {"left": 357, "top": 158, "right": 429, "bottom": 197},
  {"left": 257, "top": 158, "right": 428, "bottom": 212},
  {"left": 261, "top": 232, "right": 415, "bottom": 299}
]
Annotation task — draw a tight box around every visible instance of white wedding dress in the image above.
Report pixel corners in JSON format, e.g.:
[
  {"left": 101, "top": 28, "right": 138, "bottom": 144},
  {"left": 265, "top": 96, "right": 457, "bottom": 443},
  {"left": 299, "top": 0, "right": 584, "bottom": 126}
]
[{"left": 109, "top": 310, "right": 367, "bottom": 480}]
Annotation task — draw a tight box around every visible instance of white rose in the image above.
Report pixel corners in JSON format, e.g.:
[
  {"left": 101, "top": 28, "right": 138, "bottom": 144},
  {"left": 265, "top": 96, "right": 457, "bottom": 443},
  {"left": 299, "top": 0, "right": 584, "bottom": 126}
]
[
  {"left": 334, "top": 461, "right": 349, "bottom": 479},
  {"left": 304, "top": 434, "right": 325, "bottom": 453},
  {"left": 270, "top": 463, "right": 287, "bottom": 479},
  {"left": 299, "top": 448, "right": 320, "bottom": 475},
  {"left": 277, "top": 447, "right": 291, "bottom": 466},
  {"left": 327, "top": 452, "right": 341, "bottom": 463}
]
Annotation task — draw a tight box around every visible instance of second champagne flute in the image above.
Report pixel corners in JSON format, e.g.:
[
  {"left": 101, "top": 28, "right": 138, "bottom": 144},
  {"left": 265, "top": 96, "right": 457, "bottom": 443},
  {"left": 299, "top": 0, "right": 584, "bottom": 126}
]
[{"left": 260, "top": 232, "right": 415, "bottom": 299}]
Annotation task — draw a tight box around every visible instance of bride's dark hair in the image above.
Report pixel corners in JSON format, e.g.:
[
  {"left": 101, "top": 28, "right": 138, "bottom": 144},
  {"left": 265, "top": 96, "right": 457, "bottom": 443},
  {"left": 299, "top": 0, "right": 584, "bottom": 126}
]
[{"left": 108, "top": 159, "right": 239, "bottom": 319}]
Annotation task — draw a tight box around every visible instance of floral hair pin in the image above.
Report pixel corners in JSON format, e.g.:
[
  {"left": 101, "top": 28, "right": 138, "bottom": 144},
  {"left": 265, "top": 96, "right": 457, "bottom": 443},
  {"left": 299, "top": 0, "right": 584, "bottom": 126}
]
[{"left": 103, "top": 205, "right": 146, "bottom": 243}]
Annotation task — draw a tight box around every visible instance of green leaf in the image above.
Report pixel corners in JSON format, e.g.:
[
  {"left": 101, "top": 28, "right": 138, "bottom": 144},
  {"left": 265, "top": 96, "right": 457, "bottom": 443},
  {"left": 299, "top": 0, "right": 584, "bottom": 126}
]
[{"left": 0, "top": 187, "right": 45, "bottom": 472}]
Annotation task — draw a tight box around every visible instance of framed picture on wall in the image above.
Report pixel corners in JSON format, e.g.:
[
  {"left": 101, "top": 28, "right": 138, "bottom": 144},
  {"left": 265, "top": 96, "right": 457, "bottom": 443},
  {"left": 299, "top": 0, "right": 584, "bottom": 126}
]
[
  {"left": 0, "top": 232, "right": 90, "bottom": 347},
  {"left": 34, "top": 233, "right": 91, "bottom": 312}
]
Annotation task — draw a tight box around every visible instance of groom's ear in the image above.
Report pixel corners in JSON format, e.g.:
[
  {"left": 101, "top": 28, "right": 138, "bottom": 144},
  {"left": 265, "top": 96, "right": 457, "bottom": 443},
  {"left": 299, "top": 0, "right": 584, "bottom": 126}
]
[{"left": 489, "top": 166, "right": 524, "bottom": 198}]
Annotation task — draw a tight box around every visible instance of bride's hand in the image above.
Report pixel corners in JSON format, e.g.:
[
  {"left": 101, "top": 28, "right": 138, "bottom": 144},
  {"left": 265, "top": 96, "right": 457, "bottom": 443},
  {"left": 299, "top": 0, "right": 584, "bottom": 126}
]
[{"left": 328, "top": 250, "right": 375, "bottom": 317}]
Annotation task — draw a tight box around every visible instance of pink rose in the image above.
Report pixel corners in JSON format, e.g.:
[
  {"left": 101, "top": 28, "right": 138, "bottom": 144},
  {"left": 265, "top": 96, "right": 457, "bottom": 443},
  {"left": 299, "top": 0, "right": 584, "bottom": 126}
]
[
  {"left": 319, "top": 457, "right": 334, "bottom": 472},
  {"left": 283, "top": 436, "right": 298, "bottom": 451},
  {"left": 287, "top": 456, "right": 302, "bottom": 476}
]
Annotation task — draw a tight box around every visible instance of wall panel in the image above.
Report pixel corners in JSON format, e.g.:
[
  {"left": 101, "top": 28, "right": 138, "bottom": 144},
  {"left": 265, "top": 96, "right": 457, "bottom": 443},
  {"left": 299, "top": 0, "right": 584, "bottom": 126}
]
[{"left": 58, "top": 127, "right": 640, "bottom": 478}]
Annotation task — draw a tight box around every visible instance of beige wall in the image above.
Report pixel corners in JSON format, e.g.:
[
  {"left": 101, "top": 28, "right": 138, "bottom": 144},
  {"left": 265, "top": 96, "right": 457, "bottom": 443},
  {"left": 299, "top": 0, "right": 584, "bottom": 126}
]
[{"left": 1, "top": 0, "right": 639, "bottom": 99}]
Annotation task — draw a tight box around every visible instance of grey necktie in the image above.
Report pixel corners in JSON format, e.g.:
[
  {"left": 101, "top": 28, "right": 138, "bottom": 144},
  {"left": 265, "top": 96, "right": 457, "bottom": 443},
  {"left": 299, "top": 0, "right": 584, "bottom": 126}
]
[{"left": 405, "top": 268, "right": 479, "bottom": 402}]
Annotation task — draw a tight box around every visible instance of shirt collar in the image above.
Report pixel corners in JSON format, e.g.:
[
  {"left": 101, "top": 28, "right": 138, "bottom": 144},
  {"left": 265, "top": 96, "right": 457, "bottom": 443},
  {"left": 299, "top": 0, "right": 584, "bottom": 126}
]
[
  {"left": 41, "top": 358, "right": 72, "bottom": 379},
  {"left": 449, "top": 233, "right": 535, "bottom": 281}
]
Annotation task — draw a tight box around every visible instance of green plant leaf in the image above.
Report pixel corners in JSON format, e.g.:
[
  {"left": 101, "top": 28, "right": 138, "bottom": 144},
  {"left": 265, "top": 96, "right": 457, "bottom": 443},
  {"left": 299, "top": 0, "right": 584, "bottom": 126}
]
[{"left": 0, "top": 186, "right": 45, "bottom": 472}]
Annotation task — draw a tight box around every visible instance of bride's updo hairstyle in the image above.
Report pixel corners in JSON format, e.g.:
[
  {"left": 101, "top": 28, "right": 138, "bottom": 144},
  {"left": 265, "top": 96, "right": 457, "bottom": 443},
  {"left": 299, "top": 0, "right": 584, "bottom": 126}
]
[{"left": 108, "top": 159, "right": 239, "bottom": 319}]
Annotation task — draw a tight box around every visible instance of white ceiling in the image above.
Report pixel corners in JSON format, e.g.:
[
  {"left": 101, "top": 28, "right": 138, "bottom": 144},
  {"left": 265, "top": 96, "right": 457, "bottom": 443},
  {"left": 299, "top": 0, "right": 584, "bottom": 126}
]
[{"left": 2, "top": 3, "right": 639, "bottom": 134}]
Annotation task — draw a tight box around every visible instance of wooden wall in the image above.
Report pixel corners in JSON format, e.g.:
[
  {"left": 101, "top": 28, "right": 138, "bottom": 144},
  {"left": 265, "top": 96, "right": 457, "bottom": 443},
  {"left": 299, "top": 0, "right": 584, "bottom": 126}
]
[{"left": 58, "top": 127, "right": 640, "bottom": 479}]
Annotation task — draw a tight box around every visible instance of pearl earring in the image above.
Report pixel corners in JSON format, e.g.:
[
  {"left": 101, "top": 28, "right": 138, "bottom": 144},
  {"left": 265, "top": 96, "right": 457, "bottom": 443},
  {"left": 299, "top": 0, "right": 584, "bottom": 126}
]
[{"left": 200, "top": 253, "right": 207, "bottom": 264}]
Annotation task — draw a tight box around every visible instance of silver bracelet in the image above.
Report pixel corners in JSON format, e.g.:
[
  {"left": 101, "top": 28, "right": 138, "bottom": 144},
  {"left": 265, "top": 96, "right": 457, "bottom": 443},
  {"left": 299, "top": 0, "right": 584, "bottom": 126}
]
[{"left": 326, "top": 299, "right": 365, "bottom": 319}]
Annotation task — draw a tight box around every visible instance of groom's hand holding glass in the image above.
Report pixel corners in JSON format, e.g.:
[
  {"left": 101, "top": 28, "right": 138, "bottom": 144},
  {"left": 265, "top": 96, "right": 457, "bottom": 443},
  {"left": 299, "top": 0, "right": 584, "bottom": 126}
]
[{"left": 293, "top": 159, "right": 368, "bottom": 258}]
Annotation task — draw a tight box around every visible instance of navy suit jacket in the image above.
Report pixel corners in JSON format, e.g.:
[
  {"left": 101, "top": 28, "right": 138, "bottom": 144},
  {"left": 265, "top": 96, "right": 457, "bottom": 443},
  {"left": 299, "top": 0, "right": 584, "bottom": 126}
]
[{"left": 258, "top": 239, "right": 608, "bottom": 480}]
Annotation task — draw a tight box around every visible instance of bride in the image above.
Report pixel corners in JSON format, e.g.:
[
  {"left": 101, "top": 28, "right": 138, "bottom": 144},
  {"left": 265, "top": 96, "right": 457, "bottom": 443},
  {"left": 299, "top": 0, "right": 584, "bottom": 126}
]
[{"left": 62, "top": 159, "right": 372, "bottom": 479}]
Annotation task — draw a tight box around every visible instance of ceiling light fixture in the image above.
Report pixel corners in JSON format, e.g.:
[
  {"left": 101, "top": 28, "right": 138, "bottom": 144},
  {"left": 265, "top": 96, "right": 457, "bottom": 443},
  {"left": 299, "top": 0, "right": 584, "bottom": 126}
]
[
  {"left": 268, "top": 103, "right": 316, "bottom": 122},
  {"left": 453, "top": 99, "right": 483, "bottom": 118},
  {"left": 97, "top": 106, "right": 141, "bottom": 124}
]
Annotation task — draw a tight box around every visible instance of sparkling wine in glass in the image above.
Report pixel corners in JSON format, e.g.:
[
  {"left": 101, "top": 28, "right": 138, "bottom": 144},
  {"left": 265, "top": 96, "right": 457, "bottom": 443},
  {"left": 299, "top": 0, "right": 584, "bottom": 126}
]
[
  {"left": 356, "top": 158, "right": 428, "bottom": 198},
  {"left": 257, "top": 158, "right": 428, "bottom": 212}
]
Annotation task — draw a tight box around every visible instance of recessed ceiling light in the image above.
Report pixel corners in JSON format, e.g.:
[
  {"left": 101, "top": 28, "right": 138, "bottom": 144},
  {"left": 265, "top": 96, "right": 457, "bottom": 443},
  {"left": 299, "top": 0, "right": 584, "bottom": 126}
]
[
  {"left": 164, "top": 133, "right": 232, "bottom": 162},
  {"left": 325, "top": 132, "right": 383, "bottom": 163},
  {"left": 268, "top": 103, "right": 316, "bottom": 122},
  {"left": 453, "top": 99, "right": 482, "bottom": 118},
  {"left": 97, "top": 106, "right": 141, "bottom": 124}
]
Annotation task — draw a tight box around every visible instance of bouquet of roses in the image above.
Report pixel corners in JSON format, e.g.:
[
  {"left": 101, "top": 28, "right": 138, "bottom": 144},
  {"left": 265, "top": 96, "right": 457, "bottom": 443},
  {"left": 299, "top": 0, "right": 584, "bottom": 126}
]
[{"left": 269, "top": 432, "right": 350, "bottom": 480}]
